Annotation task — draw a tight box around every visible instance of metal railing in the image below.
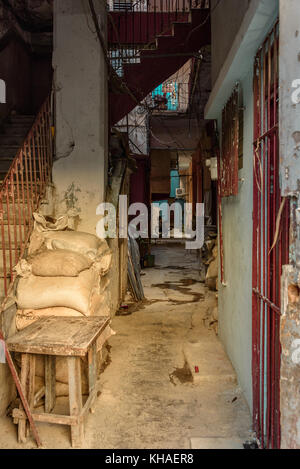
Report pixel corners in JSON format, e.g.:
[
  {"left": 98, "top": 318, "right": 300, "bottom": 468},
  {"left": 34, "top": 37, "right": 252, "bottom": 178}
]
[
  {"left": 0, "top": 94, "right": 53, "bottom": 300},
  {"left": 107, "top": 0, "right": 210, "bottom": 75}
]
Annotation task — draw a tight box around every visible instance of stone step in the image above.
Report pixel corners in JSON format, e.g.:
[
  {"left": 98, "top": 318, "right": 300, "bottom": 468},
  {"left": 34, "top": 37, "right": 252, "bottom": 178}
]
[
  {"left": 2, "top": 209, "right": 30, "bottom": 222},
  {"left": 0, "top": 249, "right": 21, "bottom": 272},
  {"left": 0, "top": 158, "right": 43, "bottom": 172},
  {"left": 0, "top": 224, "right": 27, "bottom": 244},
  {"left": 183, "top": 336, "right": 237, "bottom": 384},
  {"left": 0, "top": 173, "right": 43, "bottom": 186},
  {"left": 0, "top": 135, "right": 28, "bottom": 146},
  {"left": 9, "top": 115, "right": 35, "bottom": 122},
  {"left": 0, "top": 185, "right": 42, "bottom": 196},
  {"left": 0, "top": 148, "right": 47, "bottom": 159},
  {"left": 0, "top": 127, "right": 32, "bottom": 136}
]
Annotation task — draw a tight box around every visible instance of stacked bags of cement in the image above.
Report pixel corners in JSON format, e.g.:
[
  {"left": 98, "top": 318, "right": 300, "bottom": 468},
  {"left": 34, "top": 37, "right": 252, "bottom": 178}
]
[
  {"left": 15, "top": 214, "right": 112, "bottom": 331},
  {"left": 14, "top": 214, "right": 114, "bottom": 398}
]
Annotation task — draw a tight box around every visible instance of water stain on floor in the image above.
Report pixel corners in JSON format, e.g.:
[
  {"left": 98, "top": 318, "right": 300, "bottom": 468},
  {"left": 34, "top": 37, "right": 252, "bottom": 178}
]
[
  {"left": 151, "top": 279, "right": 204, "bottom": 305},
  {"left": 169, "top": 361, "right": 194, "bottom": 385}
]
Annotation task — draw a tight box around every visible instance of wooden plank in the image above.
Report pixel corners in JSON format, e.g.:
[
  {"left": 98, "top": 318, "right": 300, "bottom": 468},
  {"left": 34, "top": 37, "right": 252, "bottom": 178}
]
[
  {"left": 13, "top": 408, "right": 78, "bottom": 426},
  {"left": 26, "top": 355, "right": 36, "bottom": 438},
  {"left": 33, "top": 412, "right": 78, "bottom": 426},
  {"left": 28, "top": 355, "right": 36, "bottom": 409},
  {"left": 7, "top": 316, "right": 110, "bottom": 356},
  {"left": 45, "top": 356, "right": 56, "bottom": 413},
  {"left": 68, "top": 357, "right": 84, "bottom": 448},
  {"left": 88, "top": 342, "right": 97, "bottom": 394},
  {"left": 0, "top": 326, "right": 42, "bottom": 447},
  {"left": 34, "top": 386, "right": 45, "bottom": 408},
  {"left": 80, "top": 383, "right": 99, "bottom": 419},
  {"left": 18, "top": 354, "right": 29, "bottom": 443}
]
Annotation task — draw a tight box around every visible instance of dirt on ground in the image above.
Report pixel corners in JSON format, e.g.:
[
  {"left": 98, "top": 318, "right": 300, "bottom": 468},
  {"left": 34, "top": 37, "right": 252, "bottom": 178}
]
[{"left": 0, "top": 244, "right": 252, "bottom": 449}]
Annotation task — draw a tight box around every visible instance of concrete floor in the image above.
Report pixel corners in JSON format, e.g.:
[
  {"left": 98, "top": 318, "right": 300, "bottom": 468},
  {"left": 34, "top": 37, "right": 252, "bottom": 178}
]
[{"left": 0, "top": 244, "right": 252, "bottom": 449}]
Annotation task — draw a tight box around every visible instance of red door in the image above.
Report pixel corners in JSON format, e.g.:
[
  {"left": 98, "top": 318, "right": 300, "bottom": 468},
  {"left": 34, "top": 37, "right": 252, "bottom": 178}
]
[{"left": 252, "top": 21, "right": 290, "bottom": 449}]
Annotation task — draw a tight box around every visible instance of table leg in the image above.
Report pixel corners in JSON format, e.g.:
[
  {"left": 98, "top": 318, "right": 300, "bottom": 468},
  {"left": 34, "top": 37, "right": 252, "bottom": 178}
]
[
  {"left": 88, "top": 343, "right": 97, "bottom": 394},
  {"left": 45, "top": 356, "right": 56, "bottom": 413},
  {"left": 18, "top": 354, "right": 35, "bottom": 443},
  {"left": 68, "top": 357, "right": 84, "bottom": 448}
]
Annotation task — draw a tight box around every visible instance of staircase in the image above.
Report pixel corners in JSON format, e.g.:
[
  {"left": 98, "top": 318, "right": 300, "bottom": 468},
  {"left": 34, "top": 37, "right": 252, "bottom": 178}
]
[
  {"left": 0, "top": 115, "right": 35, "bottom": 182},
  {"left": 0, "top": 98, "right": 53, "bottom": 304},
  {"left": 108, "top": 2, "right": 211, "bottom": 125}
]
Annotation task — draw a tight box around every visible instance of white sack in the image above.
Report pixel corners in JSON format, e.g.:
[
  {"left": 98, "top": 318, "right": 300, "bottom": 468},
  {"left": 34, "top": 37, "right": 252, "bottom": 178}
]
[
  {"left": 33, "top": 212, "right": 69, "bottom": 232},
  {"left": 16, "top": 268, "right": 99, "bottom": 314},
  {"left": 206, "top": 257, "right": 218, "bottom": 279},
  {"left": 43, "top": 231, "right": 102, "bottom": 260},
  {"left": 29, "top": 249, "right": 92, "bottom": 277}
]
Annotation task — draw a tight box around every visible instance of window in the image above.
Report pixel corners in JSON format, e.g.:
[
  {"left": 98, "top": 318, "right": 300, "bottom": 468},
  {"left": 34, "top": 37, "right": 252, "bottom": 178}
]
[
  {"left": 220, "top": 84, "right": 243, "bottom": 196},
  {"left": 110, "top": 1, "right": 133, "bottom": 11}
]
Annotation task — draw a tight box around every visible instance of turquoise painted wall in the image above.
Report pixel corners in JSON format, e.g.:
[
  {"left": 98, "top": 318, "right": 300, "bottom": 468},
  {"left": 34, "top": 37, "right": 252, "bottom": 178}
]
[
  {"left": 217, "top": 69, "right": 254, "bottom": 411},
  {"left": 207, "top": 0, "right": 279, "bottom": 416}
]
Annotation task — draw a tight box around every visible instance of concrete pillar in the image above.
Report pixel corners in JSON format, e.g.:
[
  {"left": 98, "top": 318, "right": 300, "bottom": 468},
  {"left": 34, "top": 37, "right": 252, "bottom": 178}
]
[
  {"left": 52, "top": 0, "right": 108, "bottom": 234},
  {"left": 279, "top": 0, "right": 300, "bottom": 449}
]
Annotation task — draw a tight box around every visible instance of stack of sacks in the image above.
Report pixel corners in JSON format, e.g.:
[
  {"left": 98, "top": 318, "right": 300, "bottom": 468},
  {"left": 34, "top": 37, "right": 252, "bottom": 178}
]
[
  {"left": 14, "top": 226, "right": 114, "bottom": 398},
  {"left": 16, "top": 230, "right": 112, "bottom": 331}
]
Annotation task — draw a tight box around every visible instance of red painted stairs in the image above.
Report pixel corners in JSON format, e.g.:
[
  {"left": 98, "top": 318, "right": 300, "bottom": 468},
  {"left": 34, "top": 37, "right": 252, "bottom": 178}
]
[{"left": 108, "top": 8, "right": 211, "bottom": 125}]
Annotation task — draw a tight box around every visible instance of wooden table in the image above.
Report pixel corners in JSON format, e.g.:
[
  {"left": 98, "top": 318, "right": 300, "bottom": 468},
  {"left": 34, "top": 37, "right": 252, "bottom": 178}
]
[{"left": 7, "top": 315, "right": 111, "bottom": 448}]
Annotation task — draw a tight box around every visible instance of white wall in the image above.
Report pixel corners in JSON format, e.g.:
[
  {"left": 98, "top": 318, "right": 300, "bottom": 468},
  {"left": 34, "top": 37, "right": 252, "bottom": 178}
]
[
  {"left": 52, "top": 0, "right": 108, "bottom": 234},
  {"left": 206, "top": 0, "right": 279, "bottom": 413},
  {"left": 218, "top": 70, "right": 253, "bottom": 410}
]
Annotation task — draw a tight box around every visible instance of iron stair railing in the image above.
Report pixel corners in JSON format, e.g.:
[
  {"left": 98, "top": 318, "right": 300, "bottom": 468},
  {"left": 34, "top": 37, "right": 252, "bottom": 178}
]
[{"left": 0, "top": 94, "right": 54, "bottom": 304}]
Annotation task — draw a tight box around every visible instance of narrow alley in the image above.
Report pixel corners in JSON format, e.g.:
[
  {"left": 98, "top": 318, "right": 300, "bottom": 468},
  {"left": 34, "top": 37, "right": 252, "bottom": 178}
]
[
  {"left": 0, "top": 245, "right": 251, "bottom": 449},
  {"left": 88, "top": 245, "right": 252, "bottom": 449},
  {"left": 0, "top": 0, "right": 299, "bottom": 453}
]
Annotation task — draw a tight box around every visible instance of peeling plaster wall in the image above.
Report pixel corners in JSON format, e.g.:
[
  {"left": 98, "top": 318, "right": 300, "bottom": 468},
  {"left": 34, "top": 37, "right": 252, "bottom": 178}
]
[
  {"left": 280, "top": 267, "right": 300, "bottom": 449},
  {"left": 279, "top": 0, "right": 300, "bottom": 197},
  {"left": 279, "top": 0, "right": 300, "bottom": 448},
  {"left": 52, "top": 0, "right": 108, "bottom": 234}
]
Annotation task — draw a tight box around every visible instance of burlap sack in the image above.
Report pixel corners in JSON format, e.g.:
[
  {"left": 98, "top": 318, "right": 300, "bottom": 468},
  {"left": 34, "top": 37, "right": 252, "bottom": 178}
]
[
  {"left": 14, "top": 356, "right": 89, "bottom": 397},
  {"left": 29, "top": 249, "right": 92, "bottom": 277},
  {"left": 42, "top": 231, "right": 102, "bottom": 260},
  {"left": 16, "top": 268, "right": 99, "bottom": 314},
  {"left": 206, "top": 257, "right": 218, "bottom": 279}
]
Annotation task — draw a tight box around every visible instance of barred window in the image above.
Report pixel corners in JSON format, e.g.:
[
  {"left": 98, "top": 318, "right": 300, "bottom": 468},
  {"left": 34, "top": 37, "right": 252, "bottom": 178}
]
[{"left": 221, "top": 84, "right": 243, "bottom": 196}]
